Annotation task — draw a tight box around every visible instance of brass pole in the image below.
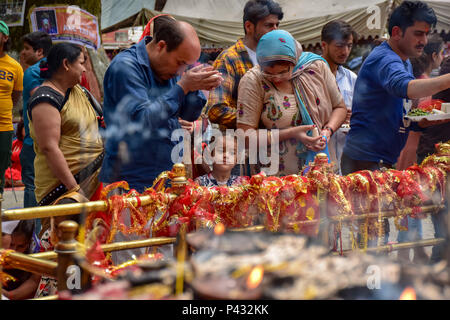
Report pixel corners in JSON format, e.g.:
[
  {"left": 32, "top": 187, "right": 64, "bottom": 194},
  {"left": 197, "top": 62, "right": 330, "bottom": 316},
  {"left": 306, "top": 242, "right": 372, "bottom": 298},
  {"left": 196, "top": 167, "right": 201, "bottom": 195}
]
[
  {"left": 2, "top": 200, "right": 106, "bottom": 221},
  {"left": 318, "top": 190, "right": 329, "bottom": 247},
  {"left": 30, "top": 237, "right": 177, "bottom": 261},
  {"left": 29, "top": 251, "right": 59, "bottom": 261},
  {"left": 1, "top": 250, "right": 57, "bottom": 277},
  {"left": 228, "top": 221, "right": 319, "bottom": 233},
  {"left": 328, "top": 205, "right": 444, "bottom": 223},
  {"left": 229, "top": 225, "right": 266, "bottom": 232},
  {"left": 100, "top": 237, "right": 176, "bottom": 253},
  {"left": 55, "top": 221, "right": 80, "bottom": 292},
  {"left": 1, "top": 195, "right": 162, "bottom": 222},
  {"left": 332, "top": 238, "right": 446, "bottom": 256},
  {"left": 31, "top": 295, "right": 58, "bottom": 301},
  {"left": 175, "top": 224, "right": 187, "bottom": 295}
]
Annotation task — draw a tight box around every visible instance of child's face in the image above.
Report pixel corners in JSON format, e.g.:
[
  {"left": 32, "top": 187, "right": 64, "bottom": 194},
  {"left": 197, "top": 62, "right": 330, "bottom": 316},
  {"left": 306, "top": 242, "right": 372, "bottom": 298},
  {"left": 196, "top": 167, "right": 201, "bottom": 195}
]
[
  {"left": 10, "top": 233, "right": 29, "bottom": 253},
  {"left": 213, "top": 136, "right": 237, "bottom": 172},
  {"left": 2, "top": 233, "right": 11, "bottom": 249}
]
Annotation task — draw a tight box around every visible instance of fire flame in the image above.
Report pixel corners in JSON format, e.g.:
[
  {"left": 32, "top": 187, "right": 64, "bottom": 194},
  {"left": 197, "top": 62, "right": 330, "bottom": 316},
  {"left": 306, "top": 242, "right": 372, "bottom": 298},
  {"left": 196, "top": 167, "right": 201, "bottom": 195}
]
[
  {"left": 399, "top": 287, "right": 417, "bottom": 300},
  {"left": 246, "top": 266, "right": 264, "bottom": 290},
  {"left": 214, "top": 223, "right": 225, "bottom": 236}
]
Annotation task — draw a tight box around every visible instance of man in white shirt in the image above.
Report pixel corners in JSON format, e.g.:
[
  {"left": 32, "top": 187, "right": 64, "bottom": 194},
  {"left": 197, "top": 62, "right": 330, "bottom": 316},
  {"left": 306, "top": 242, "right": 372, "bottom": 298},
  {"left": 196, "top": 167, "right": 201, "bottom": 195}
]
[{"left": 321, "top": 20, "right": 358, "bottom": 174}]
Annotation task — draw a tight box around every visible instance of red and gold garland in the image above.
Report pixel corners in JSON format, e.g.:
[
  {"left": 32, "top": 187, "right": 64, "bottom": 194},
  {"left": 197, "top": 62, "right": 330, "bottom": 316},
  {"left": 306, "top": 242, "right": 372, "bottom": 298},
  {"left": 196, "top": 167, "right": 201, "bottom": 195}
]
[
  {"left": 80, "top": 141, "right": 449, "bottom": 254},
  {"left": 1, "top": 142, "right": 449, "bottom": 282}
]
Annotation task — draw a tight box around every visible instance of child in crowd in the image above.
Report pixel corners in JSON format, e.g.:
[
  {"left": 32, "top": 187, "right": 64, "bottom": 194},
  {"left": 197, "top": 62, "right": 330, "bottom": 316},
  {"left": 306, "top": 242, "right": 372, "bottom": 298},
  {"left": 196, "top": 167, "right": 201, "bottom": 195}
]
[
  {"left": 195, "top": 133, "right": 244, "bottom": 187},
  {"left": 2, "top": 220, "right": 39, "bottom": 300},
  {"left": 1, "top": 220, "right": 19, "bottom": 248}
]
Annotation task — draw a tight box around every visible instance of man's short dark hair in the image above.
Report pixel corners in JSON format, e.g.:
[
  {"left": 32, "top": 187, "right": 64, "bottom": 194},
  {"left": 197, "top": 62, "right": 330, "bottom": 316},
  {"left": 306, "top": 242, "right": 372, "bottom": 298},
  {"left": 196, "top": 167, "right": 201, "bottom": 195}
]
[
  {"left": 12, "top": 220, "right": 35, "bottom": 242},
  {"left": 22, "top": 31, "right": 53, "bottom": 57},
  {"left": 2, "top": 37, "right": 10, "bottom": 52},
  {"left": 154, "top": 18, "right": 184, "bottom": 52},
  {"left": 243, "top": 0, "right": 284, "bottom": 33},
  {"left": 321, "top": 20, "right": 358, "bottom": 44},
  {"left": 388, "top": 1, "right": 437, "bottom": 36}
]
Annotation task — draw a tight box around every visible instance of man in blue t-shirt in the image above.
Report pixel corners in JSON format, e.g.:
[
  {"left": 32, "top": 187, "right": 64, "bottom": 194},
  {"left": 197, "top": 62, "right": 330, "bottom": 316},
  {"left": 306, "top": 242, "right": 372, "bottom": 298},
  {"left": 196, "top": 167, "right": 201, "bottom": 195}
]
[
  {"left": 19, "top": 31, "right": 52, "bottom": 210},
  {"left": 342, "top": 1, "right": 450, "bottom": 174}
]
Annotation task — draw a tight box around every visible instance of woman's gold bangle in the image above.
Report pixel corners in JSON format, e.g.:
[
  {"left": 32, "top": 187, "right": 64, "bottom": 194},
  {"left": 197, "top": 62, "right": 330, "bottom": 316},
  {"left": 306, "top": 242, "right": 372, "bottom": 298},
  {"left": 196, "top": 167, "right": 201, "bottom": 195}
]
[{"left": 67, "top": 184, "right": 81, "bottom": 194}]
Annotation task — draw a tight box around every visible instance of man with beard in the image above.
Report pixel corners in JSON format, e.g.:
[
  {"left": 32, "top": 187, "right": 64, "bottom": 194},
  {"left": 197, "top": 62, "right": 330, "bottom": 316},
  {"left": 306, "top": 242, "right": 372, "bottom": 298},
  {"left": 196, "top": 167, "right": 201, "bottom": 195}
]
[
  {"left": 321, "top": 20, "right": 358, "bottom": 175},
  {"left": 204, "top": 0, "right": 283, "bottom": 130},
  {"left": 342, "top": 1, "right": 450, "bottom": 246},
  {"left": 343, "top": 1, "right": 450, "bottom": 175}
]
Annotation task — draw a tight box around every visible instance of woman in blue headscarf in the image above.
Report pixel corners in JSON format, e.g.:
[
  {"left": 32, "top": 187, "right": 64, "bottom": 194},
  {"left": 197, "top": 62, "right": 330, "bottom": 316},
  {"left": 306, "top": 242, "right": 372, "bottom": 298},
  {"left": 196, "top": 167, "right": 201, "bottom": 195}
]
[{"left": 237, "top": 30, "right": 347, "bottom": 176}]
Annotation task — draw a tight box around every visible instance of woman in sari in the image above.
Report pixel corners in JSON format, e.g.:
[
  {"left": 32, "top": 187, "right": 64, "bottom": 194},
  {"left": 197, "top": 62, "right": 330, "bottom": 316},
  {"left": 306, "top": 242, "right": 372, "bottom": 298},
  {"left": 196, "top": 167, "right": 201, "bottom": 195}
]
[
  {"left": 29, "top": 42, "right": 103, "bottom": 207},
  {"left": 27, "top": 42, "right": 104, "bottom": 297},
  {"left": 237, "top": 30, "right": 347, "bottom": 176}
]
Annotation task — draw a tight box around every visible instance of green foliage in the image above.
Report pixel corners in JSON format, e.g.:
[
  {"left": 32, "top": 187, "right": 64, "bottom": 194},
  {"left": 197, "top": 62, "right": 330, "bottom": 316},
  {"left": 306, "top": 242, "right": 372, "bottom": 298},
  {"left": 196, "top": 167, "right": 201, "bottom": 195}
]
[{"left": 8, "top": 0, "right": 101, "bottom": 52}]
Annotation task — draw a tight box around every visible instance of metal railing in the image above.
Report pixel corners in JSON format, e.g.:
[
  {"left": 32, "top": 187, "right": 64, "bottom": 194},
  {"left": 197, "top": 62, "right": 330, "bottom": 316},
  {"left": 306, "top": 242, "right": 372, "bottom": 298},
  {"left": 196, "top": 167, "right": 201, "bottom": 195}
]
[{"left": 1, "top": 161, "right": 448, "bottom": 300}]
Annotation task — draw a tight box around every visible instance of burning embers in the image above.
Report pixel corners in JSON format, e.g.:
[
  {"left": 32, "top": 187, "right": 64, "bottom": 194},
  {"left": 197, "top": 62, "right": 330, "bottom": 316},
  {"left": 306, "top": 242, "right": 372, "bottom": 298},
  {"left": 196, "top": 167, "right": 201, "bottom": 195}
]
[
  {"left": 247, "top": 266, "right": 264, "bottom": 290},
  {"left": 214, "top": 222, "right": 226, "bottom": 236},
  {"left": 187, "top": 230, "right": 450, "bottom": 300},
  {"left": 399, "top": 287, "right": 417, "bottom": 300}
]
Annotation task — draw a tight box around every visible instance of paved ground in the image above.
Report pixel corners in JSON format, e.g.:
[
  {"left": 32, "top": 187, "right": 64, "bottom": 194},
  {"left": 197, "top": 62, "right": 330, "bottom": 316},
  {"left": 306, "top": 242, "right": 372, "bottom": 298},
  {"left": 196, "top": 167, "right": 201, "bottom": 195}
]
[{"left": 1, "top": 189, "right": 24, "bottom": 211}]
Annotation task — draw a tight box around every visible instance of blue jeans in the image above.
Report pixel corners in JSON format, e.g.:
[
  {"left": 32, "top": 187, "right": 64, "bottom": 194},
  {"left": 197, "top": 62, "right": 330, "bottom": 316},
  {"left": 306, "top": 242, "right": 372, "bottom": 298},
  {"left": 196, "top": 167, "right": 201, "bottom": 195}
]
[
  {"left": 20, "top": 143, "right": 37, "bottom": 207},
  {"left": 397, "top": 216, "right": 423, "bottom": 243},
  {"left": 0, "top": 131, "right": 13, "bottom": 195},
  {"left": 430, "top": 206, "right": 447, "bottom": 264},
  {"left": 20, "top": 143, "right": 40, "bottom": 233}
]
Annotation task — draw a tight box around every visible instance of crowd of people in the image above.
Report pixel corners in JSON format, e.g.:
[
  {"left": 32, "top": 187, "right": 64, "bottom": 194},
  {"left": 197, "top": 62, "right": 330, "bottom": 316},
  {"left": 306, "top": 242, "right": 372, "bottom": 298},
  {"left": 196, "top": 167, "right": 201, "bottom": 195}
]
[{"left": 1, "top": 0, "right": 450, "bottom": 299}]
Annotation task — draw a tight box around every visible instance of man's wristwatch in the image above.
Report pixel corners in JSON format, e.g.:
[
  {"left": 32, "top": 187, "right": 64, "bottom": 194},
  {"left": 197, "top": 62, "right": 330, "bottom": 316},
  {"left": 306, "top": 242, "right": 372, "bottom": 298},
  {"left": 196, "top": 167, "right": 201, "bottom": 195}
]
[{"left": 324, "top": 126, "right": 334, "bottom": 136}]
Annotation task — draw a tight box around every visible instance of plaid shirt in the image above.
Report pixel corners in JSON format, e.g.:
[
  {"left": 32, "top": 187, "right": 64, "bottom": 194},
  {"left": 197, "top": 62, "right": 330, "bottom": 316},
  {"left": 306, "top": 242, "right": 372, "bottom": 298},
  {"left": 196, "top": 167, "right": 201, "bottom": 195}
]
[{"left": 204, "top": 39, "right": 254, "bottom": 129}]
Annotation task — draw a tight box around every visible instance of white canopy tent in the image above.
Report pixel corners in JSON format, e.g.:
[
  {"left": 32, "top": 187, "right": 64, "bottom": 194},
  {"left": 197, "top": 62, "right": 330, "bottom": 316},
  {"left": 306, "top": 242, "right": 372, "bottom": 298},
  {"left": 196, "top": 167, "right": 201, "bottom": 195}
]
[
  {"left": 101, "top": 0, "right": 450, "bottom": 46},
  {"left": 163, "top": 0, "right": 389, "bottom": 22},
  {"left": 101, "top": 0, "right": 156, "bottom": 33}
]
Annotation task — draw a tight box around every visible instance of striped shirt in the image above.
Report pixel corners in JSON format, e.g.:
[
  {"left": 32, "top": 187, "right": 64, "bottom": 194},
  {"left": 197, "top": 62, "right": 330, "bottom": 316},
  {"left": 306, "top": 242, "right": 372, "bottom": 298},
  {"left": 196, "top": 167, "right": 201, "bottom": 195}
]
[{"left": 204, "top": 38, "right": 254, "bottom": 129}]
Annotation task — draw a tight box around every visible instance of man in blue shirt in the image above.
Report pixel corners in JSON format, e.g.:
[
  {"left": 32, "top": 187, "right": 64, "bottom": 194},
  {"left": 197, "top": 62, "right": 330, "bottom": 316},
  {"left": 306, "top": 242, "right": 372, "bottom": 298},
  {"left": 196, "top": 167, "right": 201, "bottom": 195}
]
[
  {"left": 100, "top": 19, "right": 223, "bottom": 192},
  {"left": 19, "top": 32, "right": 52, "bottom": 209},
  {"left": 342, "top": 1, "right": 450, "bottom": 175}
]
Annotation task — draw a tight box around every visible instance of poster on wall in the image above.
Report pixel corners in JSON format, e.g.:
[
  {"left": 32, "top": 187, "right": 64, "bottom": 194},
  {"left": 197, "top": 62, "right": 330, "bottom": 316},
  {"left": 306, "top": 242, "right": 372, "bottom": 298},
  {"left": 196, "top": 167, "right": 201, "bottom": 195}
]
[
  {"left": 30, "top": 5, "right": 101, "bottom": 50},
  {"left": 0, "top": 0, "right": 27, "bottom": 27}
]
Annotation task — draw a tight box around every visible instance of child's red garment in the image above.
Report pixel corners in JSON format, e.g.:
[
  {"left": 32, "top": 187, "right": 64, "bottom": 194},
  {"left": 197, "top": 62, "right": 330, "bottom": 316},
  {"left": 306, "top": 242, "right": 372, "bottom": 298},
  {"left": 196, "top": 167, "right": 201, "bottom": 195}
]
[{"left": 5, "top": 139, "right": 23, "bottom": 183}]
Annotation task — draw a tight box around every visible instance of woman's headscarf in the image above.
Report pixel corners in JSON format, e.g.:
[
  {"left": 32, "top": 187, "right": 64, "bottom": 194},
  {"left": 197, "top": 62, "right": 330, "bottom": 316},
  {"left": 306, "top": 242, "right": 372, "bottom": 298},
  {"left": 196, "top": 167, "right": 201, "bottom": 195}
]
[
  {"left": 256, "top": 30, "right": 330, "bottom": 164},
  {"left": 139, "top": 14, "right": 175, "bottom": 41}
]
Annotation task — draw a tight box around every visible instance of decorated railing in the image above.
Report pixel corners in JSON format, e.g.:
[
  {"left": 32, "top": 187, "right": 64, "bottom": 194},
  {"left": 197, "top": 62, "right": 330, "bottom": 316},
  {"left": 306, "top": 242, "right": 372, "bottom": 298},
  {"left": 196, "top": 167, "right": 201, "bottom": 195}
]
[{"left": 1, "top": 142, "right": 450, "bottom": 300}]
